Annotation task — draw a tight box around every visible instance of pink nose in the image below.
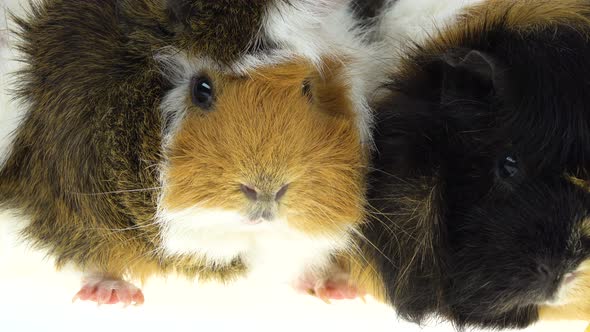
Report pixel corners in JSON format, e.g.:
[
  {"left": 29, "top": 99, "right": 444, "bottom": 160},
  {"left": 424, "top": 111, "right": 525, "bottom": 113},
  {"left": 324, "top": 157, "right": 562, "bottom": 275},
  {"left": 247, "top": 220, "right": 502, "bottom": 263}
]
[{"left": 564, "top": 272, "right": 577, "bottom": 284}]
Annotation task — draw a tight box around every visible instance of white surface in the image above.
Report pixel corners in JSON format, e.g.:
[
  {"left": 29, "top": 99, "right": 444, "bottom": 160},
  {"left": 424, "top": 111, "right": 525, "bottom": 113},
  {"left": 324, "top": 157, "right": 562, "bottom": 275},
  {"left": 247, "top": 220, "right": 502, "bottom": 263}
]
[
  {"left": 0, "top": 1, "right": 587, "bottom": 331},
  {"left": 0, "top": 210, "right": 587, "bottom": 332}
]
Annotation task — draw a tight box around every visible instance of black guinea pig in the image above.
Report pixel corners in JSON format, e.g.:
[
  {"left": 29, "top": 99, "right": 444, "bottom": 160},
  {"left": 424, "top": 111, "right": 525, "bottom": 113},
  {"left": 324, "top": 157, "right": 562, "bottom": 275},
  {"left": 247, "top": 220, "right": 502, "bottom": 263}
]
[{"left": 358, "top": 0, "right": 590, "bottom": 329}]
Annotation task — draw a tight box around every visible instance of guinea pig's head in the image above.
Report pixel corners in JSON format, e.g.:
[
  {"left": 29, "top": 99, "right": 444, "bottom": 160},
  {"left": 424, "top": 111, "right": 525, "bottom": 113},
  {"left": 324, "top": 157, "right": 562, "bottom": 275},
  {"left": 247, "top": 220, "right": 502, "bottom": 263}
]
[
  {"left": 372, "top": 3, "right": 590, "bottom": 328},
  {"left": 445, "top": 176, "right": 590, "bottom": 327},
  {"left": 155, "top": 52, "right": 366, "bottom": 264}
]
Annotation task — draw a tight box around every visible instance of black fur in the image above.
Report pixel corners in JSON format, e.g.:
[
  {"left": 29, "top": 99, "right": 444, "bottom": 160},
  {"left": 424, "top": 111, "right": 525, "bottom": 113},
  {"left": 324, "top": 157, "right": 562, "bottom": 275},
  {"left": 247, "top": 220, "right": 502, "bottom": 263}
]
[
  {"left": 350, "top": 0, "right": 388, "bottom": 25},
  {"left": 366, "top": 5, "right": 590, "bottom": 330}
]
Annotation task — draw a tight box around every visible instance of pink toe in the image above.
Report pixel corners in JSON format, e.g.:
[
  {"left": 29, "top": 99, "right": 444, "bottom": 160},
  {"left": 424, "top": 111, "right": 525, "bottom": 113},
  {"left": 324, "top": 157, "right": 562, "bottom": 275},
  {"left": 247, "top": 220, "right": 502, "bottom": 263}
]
[
  {"left": 132, "top": 290, "right": 145, "bottom": 305},
  {"left": 96, "top": 287, "right": 115, "bottom": 305},
  {"left": 115, "top": 288, "right": 132, "bottom": 306},
  {"left": 73, "top": 285, "right": 95, "bottom": 302},
  {"left": 315, "top": 281, "right": 363, "bottom": 301},
  {"left": 73, "top": 278, "right": 144, "bottom": 306}
]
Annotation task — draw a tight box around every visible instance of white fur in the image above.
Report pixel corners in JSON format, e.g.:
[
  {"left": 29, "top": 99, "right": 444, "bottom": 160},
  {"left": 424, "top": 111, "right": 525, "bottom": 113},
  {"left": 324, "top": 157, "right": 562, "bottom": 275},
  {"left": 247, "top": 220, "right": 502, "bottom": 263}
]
[
  {"left": 263, "top": 0, "right": 353, "bottom": 65},
  {"left": 158, "top": 207, "right": 352, "bottom": 283},
  {"left": 375, "top": 0, "right": 487, "bottom": 70}
]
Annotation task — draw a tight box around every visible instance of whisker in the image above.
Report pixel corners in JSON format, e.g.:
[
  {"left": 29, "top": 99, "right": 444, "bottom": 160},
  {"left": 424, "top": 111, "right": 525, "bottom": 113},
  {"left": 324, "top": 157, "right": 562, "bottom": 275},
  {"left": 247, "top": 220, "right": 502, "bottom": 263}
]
[
  {"left": 350, "top": 227, "right": 397, "bottom": 268},
  {"left": 69, "top": 187, "right": 164, "bottom": 196},
  {"left": 86, "top": 220, "right": 161, "bottom": 233}
]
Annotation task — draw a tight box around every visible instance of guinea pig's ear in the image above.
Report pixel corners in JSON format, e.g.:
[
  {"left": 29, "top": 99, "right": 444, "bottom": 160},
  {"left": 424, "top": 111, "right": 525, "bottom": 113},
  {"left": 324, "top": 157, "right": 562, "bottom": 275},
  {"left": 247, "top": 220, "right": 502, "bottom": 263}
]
[
  {"left": 307, "top": 59, "right": 355, "bottom": 117},
  {"left": 442, "top": 50, "right": 497, "bottom": 82},
  {"left": 439, "top": 49, "right": 503, "bottom": 103},
  {"left": 166, "top": 0, "right": 191, "bottom": 26}
]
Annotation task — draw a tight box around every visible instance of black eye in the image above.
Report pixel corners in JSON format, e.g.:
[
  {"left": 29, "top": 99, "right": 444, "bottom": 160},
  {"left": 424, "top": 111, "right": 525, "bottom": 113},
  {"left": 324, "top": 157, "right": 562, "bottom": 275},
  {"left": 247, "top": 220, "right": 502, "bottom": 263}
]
[
  {"left": 191, "top": 76, "right": 214, "bottom": 110},
  {"left": 302, "top": 79, "right": 313, "bottom": 102},
  {"left": 498, "top": 155, "right": 519, "bottom": 178}
]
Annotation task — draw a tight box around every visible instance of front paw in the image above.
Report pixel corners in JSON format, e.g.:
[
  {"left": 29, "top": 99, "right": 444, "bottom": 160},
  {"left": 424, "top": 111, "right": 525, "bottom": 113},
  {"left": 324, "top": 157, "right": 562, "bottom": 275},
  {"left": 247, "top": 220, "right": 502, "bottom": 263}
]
[
  {"left": 294, "top": 271, "right": 365, "bottom": 303},
  {"left": 72, "top": 276, "right": 144, "bottom": 306}
]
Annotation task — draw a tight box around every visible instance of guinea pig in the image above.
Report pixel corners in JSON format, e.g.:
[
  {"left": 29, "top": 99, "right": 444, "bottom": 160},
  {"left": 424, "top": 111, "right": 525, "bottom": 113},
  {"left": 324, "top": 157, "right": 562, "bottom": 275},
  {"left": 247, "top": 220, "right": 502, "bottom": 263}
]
[
  {"left": 354, "top": 0, "right": 590, "bottom": 329},
  {"left": 0, "top": 0, "right": 370, "bottom": 305}
]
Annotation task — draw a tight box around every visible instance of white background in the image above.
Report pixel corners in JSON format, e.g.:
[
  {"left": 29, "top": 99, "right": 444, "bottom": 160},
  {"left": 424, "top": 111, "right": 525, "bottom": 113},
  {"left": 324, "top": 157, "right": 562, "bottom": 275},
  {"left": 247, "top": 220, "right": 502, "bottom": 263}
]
[{"left": 0, "top": 1, "right": 588, "bottom": 331}]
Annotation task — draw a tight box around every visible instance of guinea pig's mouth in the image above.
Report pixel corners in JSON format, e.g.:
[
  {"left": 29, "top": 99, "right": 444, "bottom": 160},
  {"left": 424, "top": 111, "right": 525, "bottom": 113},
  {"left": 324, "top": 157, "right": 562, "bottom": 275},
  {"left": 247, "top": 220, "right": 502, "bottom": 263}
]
[
  {"left": 543, "top": 271, "right": 581, "bottom": 306},
  {"left": 245, "top": 203, "right": 280, "bottom": 225},
  {"left": 243, "top": 218, "right": 265, "bottom": 225}
]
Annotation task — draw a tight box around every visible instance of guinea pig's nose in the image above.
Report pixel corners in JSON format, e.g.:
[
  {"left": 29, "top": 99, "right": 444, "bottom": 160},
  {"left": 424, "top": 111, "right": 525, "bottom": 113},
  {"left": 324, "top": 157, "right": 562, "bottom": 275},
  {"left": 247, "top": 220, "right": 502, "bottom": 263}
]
[
  {"left": 240, "top": 184, "right": 258, "bottom": 201},
  {"left": 563, "top": 272, "right": 578, "bottom": 284},
  {"left": 241, "top": 184, "right": 289, "bottom": 202}
]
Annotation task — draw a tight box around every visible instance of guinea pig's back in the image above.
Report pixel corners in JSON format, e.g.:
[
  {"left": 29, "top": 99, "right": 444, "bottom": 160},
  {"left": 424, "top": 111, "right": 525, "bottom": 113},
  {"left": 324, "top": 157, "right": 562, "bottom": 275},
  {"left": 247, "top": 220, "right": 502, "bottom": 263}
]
[{"left": 0, "top": 0, "right": 167, "bottom": 276}]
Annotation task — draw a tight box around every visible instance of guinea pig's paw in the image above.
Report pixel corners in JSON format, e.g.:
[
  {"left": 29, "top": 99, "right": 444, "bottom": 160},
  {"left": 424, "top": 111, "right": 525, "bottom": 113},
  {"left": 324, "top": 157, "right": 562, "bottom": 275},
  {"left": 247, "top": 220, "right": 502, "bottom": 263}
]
[
  {"left": 294, "top": 272, "right": 365, "bottom": 304},
  {"left": 313, "top": 278, "right": 365, "bottom": 304},
  {"left": 72, "top": 277, "right": 144, "bottom": 307}
]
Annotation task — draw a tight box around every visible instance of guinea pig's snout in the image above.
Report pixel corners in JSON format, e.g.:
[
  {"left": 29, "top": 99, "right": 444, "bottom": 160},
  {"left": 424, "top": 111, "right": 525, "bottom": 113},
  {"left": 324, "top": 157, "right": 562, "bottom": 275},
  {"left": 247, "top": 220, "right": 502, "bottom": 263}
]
[
  {"left": 240, "top": 183, "right": 290, "bottom": 225},
  {"left": 535, "top": 263, "right": 563, "bottom": 299},
  {"left": 240, "top": 184, "right": 290, "bottom": 202}
]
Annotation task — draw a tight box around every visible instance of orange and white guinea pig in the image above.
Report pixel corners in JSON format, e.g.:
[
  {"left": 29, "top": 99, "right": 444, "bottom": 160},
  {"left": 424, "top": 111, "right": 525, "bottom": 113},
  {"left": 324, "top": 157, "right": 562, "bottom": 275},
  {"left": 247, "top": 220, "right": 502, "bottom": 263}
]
[{"left": 0, "top": 0, "right": 372, "bottom": 305}]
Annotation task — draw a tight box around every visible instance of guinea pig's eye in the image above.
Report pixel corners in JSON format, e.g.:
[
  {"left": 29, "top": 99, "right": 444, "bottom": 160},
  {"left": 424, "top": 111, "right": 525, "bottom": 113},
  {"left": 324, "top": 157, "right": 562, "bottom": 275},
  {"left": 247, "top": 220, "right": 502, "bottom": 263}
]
[
  {"left": 498, "top": 155, "right": 519, "bottom": 178},
  {"left": 191, "top": 76, "right": 214, "bottom": 110},
  {"left": 302, "top": 79, "right": 313, "bottom": 102}
]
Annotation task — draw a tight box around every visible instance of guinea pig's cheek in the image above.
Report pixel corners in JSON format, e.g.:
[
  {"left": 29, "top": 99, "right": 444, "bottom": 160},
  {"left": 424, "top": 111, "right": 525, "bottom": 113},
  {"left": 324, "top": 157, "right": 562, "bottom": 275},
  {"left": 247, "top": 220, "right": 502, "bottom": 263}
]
[{"left": 285, "top": 200, "right": 363, "bottom": 236}]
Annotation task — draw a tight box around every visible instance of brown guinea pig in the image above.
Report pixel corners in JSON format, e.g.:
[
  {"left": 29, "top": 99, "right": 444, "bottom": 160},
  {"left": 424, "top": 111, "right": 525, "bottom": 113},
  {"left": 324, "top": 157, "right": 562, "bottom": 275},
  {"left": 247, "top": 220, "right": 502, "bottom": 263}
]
[{"left": 0, "top": 0, "right": 368, "bottom": 305}]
